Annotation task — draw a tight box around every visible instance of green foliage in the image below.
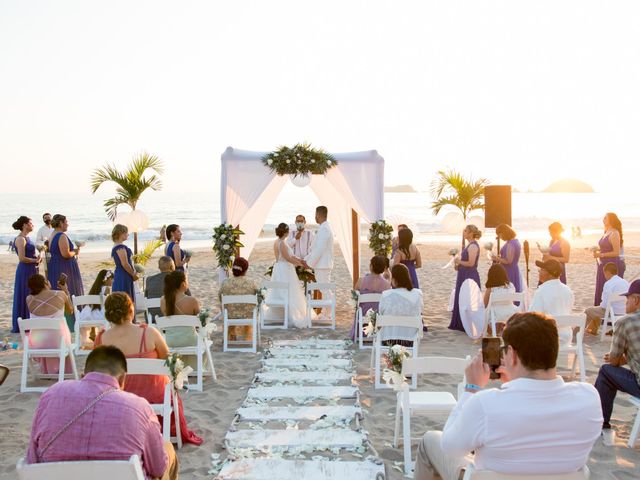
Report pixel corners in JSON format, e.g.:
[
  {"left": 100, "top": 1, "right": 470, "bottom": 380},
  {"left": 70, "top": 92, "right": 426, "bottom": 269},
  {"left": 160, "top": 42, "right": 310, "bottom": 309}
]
[
  {"left": 262, "top": 143, "right": 337, "bottom": 176},
  {"left": 368, "top": 220, "right": 394, "bottom": 257},
  {"left": 429, "top": 169, "right": 489, "bottom": 220},
  {"left": 212, "top": 224, "right": 244, "bottom": 269},
  {"left": 132, "top": 239, "right": 164, "bottom": 266}
]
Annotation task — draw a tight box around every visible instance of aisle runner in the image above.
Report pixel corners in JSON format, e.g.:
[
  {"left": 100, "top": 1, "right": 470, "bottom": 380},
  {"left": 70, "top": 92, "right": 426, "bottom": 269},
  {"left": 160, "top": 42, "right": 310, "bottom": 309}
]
[{"left": 215, "top": 339, "right": 385, "bottom": 480}]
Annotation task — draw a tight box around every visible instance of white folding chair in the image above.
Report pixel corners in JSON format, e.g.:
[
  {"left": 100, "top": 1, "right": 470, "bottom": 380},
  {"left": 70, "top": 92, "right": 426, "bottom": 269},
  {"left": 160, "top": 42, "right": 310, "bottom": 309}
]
[
  {"left": 306, "top": 282, "right": 337, "bottom": 329},
  {"left": 600, "top": 293, "right": 626, "bottom": 341},
  {"left": 18, "top": 317, "right": 79, "bottom": 393},
  {"left": 155, "top": 315, "right": 216, "bottom": 391},
  {"left": 554, "top": 314, "right": 587, "bottom": 382},
  {"left": 628, "top": 395, "right": 640, "bottom": 448},
  {"left": 16, "top": 454, "right": 145, "bottom": 480},
  {"left": 462, "top": 465, "right": 590, "bottom": 479},
  {"left": 356, "top": 292, "right": 382, "bottom": 349},
  {"left": 394, "top": 355, "right": 469, "bottom": 475},
  {"left": 260, "top": 281, "right": 289, "bottom": 329},
  {"left": 144, "top": 297, "right": 162, "bottom": 324},
  {"left": 371, "top": 315, "right": 422, "bottom": 390},
  {"left": 484, "top": 291, "right": 524, "bottom": 336},
  {"left": 72, "top": 295, "right": 109, "bottom": 356},
  {"left": 126, "top": 358, "right": 182, "bottom": 449},
  {"left": 221, "top": 294, "right": 260, "bottom": 353}
]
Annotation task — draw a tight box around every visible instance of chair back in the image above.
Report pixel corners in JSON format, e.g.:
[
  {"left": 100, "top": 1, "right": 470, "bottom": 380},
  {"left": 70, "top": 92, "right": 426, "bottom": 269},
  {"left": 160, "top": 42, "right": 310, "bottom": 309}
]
[
  {"left": 72, "top": 295, "right": 103, "bottom": 311},
  {"left": 604, "top": 293, "right": 626, "bottom": 318},
  {"left": 462, "top": 464, "right": 589, "bottom": 480},
  {"left": 126, "top": 358, "right": 171, "bottom": 376},
  {"left": 376, "top": 315, "right": 422, "bottom": 342},
  {"left": 553, "top": 314, "right": 586, "bottom": 331},
  {"left": 221, "top": 294, "right": 258, "bottom": 306},
  {"left": 144, "top": 297, "right": 162, "bottom": 323},
  {"left": 305, "top": 282, "right": 336, "bottom": 294},
  {"left": 18, "top": 317, "right": 70, "bottom": 347},
  {"left": 488, "top": 291, "right": 524, "bottom": 308},
  {"left": 156, "top": 315, "right": 200, "bottom": 329},
  {"left": 401, "top": 356, "right": 468, "bottom": 376},
  {"left": 16, "top": 455, "right": 145, "bottom": 480},
  {"left": 357, "top": 293, "right": 382, "bottom": 306}
]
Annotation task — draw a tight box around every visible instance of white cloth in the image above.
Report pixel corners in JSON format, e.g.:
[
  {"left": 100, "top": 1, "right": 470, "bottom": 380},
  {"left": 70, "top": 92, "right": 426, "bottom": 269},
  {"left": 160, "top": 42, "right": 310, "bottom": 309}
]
[
  {"left": 486, "top": 284, "right": 518, "bottom": 324},
  {"left": 264, "top": 240, "right": 308, "bottom": 328},
  {"left": 286, "top": 229, "right": 313, "bottom": 258},
  {"left": 437, "top": 377, "right": 602, "bottom": 475},
  {"left": 458, "top": 279, "right": 485, "bottom": 339},
  {"left": 600, "top": 275, "right": 629, "bottom": 314},
  {"left": 305, "top": 221, "right": 334, "bottom": 270},
  {"left": 379, "top": 288, "right": 423, "bottom": 340},
  {"left": 35, "top": 224, "right": 54, "bottom": 249}
]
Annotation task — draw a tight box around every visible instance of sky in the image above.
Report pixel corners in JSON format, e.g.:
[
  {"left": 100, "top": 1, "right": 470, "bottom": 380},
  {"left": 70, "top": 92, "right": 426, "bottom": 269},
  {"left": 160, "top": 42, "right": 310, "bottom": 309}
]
[{"left": 1, "top": 1, "right": 639, "bottom": 195}]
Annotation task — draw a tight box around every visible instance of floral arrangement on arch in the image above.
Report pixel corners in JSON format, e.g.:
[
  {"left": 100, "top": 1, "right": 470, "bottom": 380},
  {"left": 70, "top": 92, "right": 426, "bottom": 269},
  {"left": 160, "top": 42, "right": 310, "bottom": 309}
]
[
  {"left": 261, "top": 143, "right": 337, "bottom": 177},
  {"left": 212, "top": 223, "right": 244, "bottom": 270},
  {"left": 368, "top": 220, "right": 393, "bottom": 257}
]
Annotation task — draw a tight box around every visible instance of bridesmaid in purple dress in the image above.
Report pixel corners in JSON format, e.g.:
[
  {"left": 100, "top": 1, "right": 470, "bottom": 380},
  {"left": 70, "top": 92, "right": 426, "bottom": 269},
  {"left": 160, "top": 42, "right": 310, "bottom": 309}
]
[
  {"left": 392, "top": 228, "right": 421, "bottom": 289},
  {"left": 449, "top": 225, "right": 482, "bottom": 332},
  {"left": 111, "top": 224, "right": 139, "bottom": 306},
  {"left": 165, "top": 224, "right": 190, "bottom": 272},
  {"left": 350, "top": 256, "right": 391, "bottom": 340},
  {"left": 594, "top": 213, "right": 624, "bottom": 306},
  {"left": 542, "top": 222, "right": 571, "bottom": 284},
  {"left": 492, "top": 224, "right": 522, "bottom": 292},
  {"left": 11, "top": 216, "right": 42, "bottom": 333}
]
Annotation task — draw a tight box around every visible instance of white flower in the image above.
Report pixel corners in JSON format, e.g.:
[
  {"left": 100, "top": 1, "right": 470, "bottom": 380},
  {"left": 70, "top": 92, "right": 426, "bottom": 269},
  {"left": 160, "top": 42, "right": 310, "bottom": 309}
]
[
  {"left": 391, "top": 344, "right": 404, "bottom": 354},
  {"left": 483, "top": 242, "right": 494, "bottom": 251},
  {"left": 378, "top": 233, "right": 385, "bottom": 240},
  {"left": 267, "top": 159, "right": 273, "bottom": 165},
  {"left": 448, "top": 248, "right": 459, "bottom": 256},
  {"left": 310, "top": 159, "right": 315, "bottom": 163},
  {"left": 220, "top": 234, "right": 227, "bottom": 240},
  {"left": 222, "top": 244, "right": 230, "bottom": 250},
  {"left": 297, "top": 160, "right": 301, "bottom": 164},
  {"left": 286, "top": 159, "right": 291, "bottom": 164},
  {"left": 273, "top": 152, "right": 279, "bottom": 157},
  {"left": 364, "top": 322, "right": 375, "bottom": 337}
]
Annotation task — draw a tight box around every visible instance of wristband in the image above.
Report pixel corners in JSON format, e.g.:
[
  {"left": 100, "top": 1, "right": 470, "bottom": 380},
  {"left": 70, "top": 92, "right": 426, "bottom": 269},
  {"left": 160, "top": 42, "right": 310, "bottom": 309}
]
[{"left": 464, "top": 383, "right": 482, "bottom": 391}]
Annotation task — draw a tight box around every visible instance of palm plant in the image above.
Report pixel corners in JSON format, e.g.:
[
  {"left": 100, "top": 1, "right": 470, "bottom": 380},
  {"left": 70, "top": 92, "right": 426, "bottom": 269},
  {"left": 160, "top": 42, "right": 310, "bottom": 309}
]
[
  {"left": 90, "top": 152, "right": 164, "bottom": 254},
  {"left": 430, "top": 169, "right": 489, "bottom": 248}
]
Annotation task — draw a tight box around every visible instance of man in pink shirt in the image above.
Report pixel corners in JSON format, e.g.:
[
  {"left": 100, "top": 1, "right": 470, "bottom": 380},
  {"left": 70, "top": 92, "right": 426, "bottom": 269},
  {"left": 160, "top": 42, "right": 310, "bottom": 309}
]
[{"left": 27, "top": 346, "right": 178, "bottom": 480}]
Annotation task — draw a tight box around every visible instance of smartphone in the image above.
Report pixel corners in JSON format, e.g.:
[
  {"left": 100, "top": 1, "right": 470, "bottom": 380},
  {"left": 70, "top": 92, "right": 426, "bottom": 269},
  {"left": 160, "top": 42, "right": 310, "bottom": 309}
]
[
  {"left": 58, "top": 272, "right": 68, "bottom": 286},
  {"left": 482, "top": 337, "right": 502, "bottom": 380}
]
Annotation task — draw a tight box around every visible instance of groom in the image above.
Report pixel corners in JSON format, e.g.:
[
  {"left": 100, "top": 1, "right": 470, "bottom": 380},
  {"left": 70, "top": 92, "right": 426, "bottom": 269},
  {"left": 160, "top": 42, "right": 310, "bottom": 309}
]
[{"left": 304, "top": 206, "right": 334, "bottom": 318}]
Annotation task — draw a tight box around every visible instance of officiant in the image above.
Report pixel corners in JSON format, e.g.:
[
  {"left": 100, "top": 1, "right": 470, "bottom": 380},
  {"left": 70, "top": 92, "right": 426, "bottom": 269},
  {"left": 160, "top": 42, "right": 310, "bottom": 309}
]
[{"left": 287, "top": 214, "right": 313, "bottom": 258}]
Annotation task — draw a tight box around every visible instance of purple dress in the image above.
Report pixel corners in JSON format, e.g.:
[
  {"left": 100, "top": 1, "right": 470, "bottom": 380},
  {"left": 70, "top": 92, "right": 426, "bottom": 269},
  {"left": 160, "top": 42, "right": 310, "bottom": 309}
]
[
  {"left": 449, "top": 240, "right": 481, "bottom": 332},
  {"left": 499, "top": 239, "right": 522, "bottom": 292},
  {"left": 594, "top": 234, "right": 624, "bottom": 306},
  {"left": 11, "top": 236, "right": 39, "bottom": 333},
  {"left": 112, "top": 244, "right": 136, "bottom": 306},
  {"left": 47, "top": 232, "right": 84, "bottom": 332},
  {"left": 166, "top": 241, "right": 186, "bottom": 272},
  {"left": 400, "top": 260, "right": 419, "bottom": 289},
  {"left": 349, "top": 274, "right": 391, "bottom": 340},
  {"left": 549, "top": 240, "right": 567, "bottom": 284}
]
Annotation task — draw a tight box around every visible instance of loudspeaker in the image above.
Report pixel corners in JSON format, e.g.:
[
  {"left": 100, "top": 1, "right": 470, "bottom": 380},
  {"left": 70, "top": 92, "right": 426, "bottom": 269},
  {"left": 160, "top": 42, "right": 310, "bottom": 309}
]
[{"left": 484, "top": 185, "right": 512, "bottom": 228}]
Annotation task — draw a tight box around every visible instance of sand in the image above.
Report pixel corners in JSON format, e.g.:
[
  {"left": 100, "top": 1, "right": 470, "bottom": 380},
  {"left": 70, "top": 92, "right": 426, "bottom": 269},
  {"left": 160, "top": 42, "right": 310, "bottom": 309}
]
[{"left": 0, "top": 234, "right": 639, "bottom": 479}]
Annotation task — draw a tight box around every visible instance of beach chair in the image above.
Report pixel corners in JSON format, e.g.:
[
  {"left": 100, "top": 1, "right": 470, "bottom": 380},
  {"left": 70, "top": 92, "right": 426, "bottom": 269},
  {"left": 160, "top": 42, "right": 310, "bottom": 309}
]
[
  {"left": 628, "top": 395, "right": 640, "bottom": 448},
  {"left": 125, "top": 358, "right": 182, "bottom": 449},
  {"left": 18, "top": 317, "right": 79, "bottom": 393},
  {"left": 155, "top": 315, "right": 216, "bottom": 391},
  {"left": 371, "top": 315, "right": 422, "bottom": 390},
  {"left": 144, "top": 297, "right": 162, "bottom": 324},
  {"left": 462, "top": 464, "right": 590, "bottom": 479},
  {"left": 16, "top": 455, "right": 145, "bottom": 480},
  {"left": 356, "top": 292, "right": 382, "bottom": 349},
  {"left": 484, "top": 291, "right": 524, "bottom": 336},
  {"left": 260, "top": 281, "right": 289, "bottom": 329},
  {"left": 393, "top": 356, "right": 469, "bottom": 475},
  {"left": 554, "top": 314, "right": 587, "bottom": 382},
  {"left": 600, "top": 293, "right": 626, "bottom": 341},
  {"left": 72, "top": 295, "right": 109, "bottom": 356},
  {"left": 221, "top": 294, "right": 260, "bottom": 353},
  {"left": 306, "top": 282, "right": 336, "bottom": 329}
]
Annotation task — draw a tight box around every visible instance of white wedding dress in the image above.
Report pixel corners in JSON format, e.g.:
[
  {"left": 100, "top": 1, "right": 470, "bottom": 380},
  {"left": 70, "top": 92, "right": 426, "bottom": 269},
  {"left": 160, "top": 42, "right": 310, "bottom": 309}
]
[{"left": 264, "top": 239, "right": 309, "bottom": 328}]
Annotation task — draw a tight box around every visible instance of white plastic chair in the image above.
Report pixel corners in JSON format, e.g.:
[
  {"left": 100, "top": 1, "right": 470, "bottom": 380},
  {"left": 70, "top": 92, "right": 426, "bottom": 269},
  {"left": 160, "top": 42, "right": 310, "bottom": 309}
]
[
  {"left": 155, "top": 315, "right": 216, "bottom": 391},
  {"left": 125, "top": 358, "right": 182, "bottom": 449},
  {"left": 356, "top": 292, "right": 382, "bottom": 349},
  {"left": 393, "top": 356, "right": 469, "bottom": 475},
  {"left": 16, "top": 454, "right": 145, "bottom": 480},
  {"left": 72, "top": 295, "right": 109, "bottom": 356},
  {"left": 221, "top": 294, "right": 260, "bottom": 353},
  {"left": 260, "top": 281, "right": 289, "bottom": 329},
  {"left": 371, "top": 315, "right": 422, "bottom": 390},
  {"left": 306, "top": 282, "right": 337, "bottom": 329},
  {"left": 484, "top": 291, "right": 524, "bottom": 336},
  {"left": 462, "top": 464, "right": 590, "bottom": 479},
  {"left": 600, "top": 293, "right": 626, "bottom": 341},
  {"left": 18, "top": 317, "right": 79, "bottom": 393},
  {"left": 628, "top": 395, "right": 640, "bottom": 448},
  {"left": 554, "top": 314, "right": 587, "bottom": 382},
  {"left": 144, "top": 297, "right": 162, "bottom": 324}
]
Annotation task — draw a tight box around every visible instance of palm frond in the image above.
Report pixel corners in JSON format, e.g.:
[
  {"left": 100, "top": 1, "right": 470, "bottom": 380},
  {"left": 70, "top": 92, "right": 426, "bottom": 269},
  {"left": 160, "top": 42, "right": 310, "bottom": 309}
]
[
  {"left": 430, "top": 195, "right": 462, "bottom": 216},
  {"left": 429, "top": 169, "right": 490, "bottom": 219},
  {"left": 132, "top": 239, "right": 164, "bottom": 266},
  {"left": 103, "top": 196, "right": 128, "bottom": 221}
]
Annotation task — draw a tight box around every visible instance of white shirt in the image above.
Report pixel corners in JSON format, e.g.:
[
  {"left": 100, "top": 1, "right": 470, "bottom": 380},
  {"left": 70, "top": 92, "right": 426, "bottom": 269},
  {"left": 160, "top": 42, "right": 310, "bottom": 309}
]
[
  {"left": 600, "top": 275, "right": 629, "bottom": 314},
  {"left": 305, "top": 221, "right": 334, "bottom": 270},
  {"left": 35, "top": 224, "right": 54, "bottom": 249},
  {"left": 529, "top": 279, "right": 574, "bottom": 316},
  {"left": 441, "top": 377, "right": 602, "bottom": 475},
  {"left": 286, "top": 229, "right": 313, "bottom": 258}
]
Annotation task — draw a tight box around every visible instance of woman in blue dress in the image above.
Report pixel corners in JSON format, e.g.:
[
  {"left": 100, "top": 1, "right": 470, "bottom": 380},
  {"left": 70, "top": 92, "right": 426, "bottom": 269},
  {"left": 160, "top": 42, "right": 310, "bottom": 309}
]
[
  {"left": 449, "top": 225, "right": 481, "bottom": 332},
  {"left": 11, "top": 216, "right": 42, "bottom": 332},
  {"left": 111, "top": 224, "right": 138, "bottom": 307},
  {"left": 492, "top": 224, "right": 522, "bottom": 292},
  {"left": 594, "top": 213, "right": 624, "bottom": 306},
  {"left": 542, "top": 222, "right": 570, "bottom": 284},
  {"left": 165, "top": 224, "right": 190, "bottom": 272},
  {"left": 391, "top": 228, "right": 422, "bottom": 289}
]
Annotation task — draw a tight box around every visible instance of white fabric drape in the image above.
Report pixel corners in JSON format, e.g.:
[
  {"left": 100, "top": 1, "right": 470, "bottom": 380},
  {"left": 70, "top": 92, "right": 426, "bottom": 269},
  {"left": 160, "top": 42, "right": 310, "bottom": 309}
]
[{"left": 220, "top": 147, "right": 384, "bottom": 278}]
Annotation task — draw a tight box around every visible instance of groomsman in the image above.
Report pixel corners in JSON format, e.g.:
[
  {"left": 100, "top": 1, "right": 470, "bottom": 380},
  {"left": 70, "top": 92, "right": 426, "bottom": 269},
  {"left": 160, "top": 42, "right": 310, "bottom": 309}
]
[
  {"left": 287, "top": 214, "right": 313, "bottom": 258},
  {"left": 35, "top": 212, "right": 54, "bottom": 273}
]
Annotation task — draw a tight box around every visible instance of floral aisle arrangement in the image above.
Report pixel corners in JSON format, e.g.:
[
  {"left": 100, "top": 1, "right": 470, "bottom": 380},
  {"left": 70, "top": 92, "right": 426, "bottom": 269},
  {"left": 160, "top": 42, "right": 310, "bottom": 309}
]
[
  {"left": 198, "top": 308, "right": 212, "bottom": 327},
  {"left": 382, "top": 344, "right": 410, "bottom": 388},
  {"left": 212, "top": 223, "right": 244, "bottom": 270},
  {"left": 164, "top": 353, "right": 193, "bottom": 390},
  {"left": 368, "top": 220, "right": 393, "bottom": 257},
  {"left": 363, "top": 309, "right": 378, "bottom": 337},
  {"left": 261, "top": 143, "right": 337, "bottom": 177},
  {"left": 255, "top": 287, "right": 268, "bottom": 307}
]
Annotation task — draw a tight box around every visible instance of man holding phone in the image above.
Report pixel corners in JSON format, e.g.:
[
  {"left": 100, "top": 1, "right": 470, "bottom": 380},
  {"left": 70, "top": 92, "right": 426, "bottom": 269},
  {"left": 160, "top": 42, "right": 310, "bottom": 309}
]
[{"left": 414, "top": 312, "right": 602, "bottom": 480}]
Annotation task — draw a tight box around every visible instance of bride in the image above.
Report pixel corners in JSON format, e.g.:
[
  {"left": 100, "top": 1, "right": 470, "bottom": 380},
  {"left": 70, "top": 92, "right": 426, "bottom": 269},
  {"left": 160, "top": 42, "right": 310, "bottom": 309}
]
[{"left": 263, "top": 222, "right": 309, "bottom": 328}]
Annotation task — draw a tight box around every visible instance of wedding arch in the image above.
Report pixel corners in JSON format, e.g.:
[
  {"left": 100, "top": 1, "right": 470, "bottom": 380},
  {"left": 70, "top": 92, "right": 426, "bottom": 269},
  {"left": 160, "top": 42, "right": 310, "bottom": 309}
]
[{"left": 220, "top": 147, "right": 385, "bottom": 285}]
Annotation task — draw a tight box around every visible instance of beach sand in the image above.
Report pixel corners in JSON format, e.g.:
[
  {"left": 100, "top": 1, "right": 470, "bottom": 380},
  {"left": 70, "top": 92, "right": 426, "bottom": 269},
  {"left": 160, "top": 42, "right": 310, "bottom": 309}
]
[{"left": 0, "top": 234, "right": 639, "bottom": 479}]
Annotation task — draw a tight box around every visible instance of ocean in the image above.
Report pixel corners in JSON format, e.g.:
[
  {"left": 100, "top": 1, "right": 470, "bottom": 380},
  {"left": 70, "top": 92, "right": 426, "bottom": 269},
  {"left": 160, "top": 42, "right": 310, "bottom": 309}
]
[{"left": 1, "top": 187, "right": 638, "bottom": 254}]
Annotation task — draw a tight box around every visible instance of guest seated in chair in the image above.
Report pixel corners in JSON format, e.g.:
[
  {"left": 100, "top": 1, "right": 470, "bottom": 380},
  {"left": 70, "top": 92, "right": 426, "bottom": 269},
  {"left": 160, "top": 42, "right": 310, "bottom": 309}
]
[
  {"left": 414, "top": 312, "right": 602, "bottom": 480},
  {"left": 26, "top": 345, "right": 178, "bottom": 480},
  {"left": 379, "top": 263, "right": 425, "bottom": 342},
  {"left": 350, "top": 255, "right": 391, "bottom": 341},
  {"left": 584, "top": 262, "right": 628, "bottom": 335},
  {"left": 483, "top": 264, "right": 516, "bottom": 336},
  {"left": 219, "top": 257, "right": 258, "bottom": 342}
]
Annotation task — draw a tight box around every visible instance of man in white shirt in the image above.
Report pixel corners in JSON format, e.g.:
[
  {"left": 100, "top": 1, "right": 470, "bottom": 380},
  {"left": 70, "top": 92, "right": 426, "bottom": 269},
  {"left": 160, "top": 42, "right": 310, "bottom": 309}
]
[
  {"left": 584, "top": 262, "right": 629, "bottom": 335},
  {"left": 286, "top": 214, "right": 313, "bottom": 258},
  {"left": 529, "top": 259, "right": 574, "bottom": 316},
  {"left": 414, "top": 312, "right": 602, "bottom": 480},
  {"left": 304, "top": 206, "right": 334, "bottom": 319},
  {"left": 35, "top": 213, "right": 54, "bottom": 273}
]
